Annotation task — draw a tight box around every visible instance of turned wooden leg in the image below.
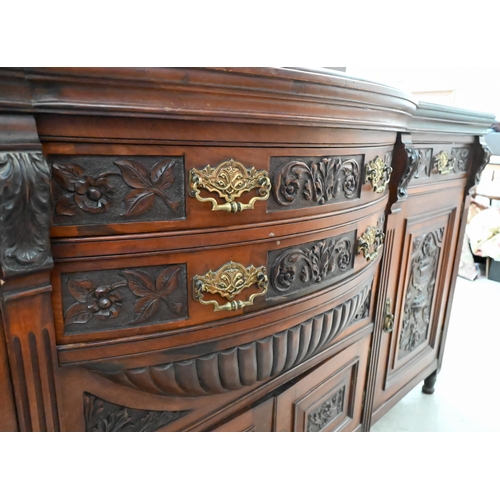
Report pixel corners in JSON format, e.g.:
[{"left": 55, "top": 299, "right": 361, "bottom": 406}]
[{"left": 422, "top": 370, "right": 438, "bottom": 395}]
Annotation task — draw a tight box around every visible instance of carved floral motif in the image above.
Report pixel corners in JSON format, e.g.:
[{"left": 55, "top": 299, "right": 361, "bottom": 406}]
[
  {"left": 51, "top": 157, "right": 181, "bottom": 220},
  {"left": 64, "top": 266, "right": 183, "bottom": 327}
]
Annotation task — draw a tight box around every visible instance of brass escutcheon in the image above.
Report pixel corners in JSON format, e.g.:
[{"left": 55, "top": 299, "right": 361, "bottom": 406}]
[
  {"left": 357, "top": 226, "right": 385, "bottom": 262},
  {"left": 193, "top": 261, "right": 268, "bottom": 312},
  {"left": 433, "top": 151, "right": 455, "bottom": 175},
  {"left": 189, "top": 159, "right": 271, "bottom": 212},
  {"left": 365, "top": 157, "right": 392, "bottom": 194},
  {"left": 383, "top": 298, "right": 394, "bottom": 333}
]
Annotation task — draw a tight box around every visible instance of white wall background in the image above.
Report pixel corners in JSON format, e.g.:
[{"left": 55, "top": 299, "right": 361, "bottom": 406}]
[{"left": 346, "top": 67, "right": 500, "bottom": 121}]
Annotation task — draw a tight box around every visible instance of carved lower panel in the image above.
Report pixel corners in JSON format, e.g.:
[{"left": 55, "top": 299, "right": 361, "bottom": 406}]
[
  {"left": 307, "top": 385, "right": 345, "bottom": 432},
  {"left": 0, "top": 151, "right": 53, "bottom": 277},
  {"left": 49, "top": 155, "right": 185, "bottom": 226},
  {"left": 61, "top": 264, "right": 188, "bottom": 335},
  {"left": 268, "top": 155, "right": 363, "bottom": 210},
  {"left": 92, "top": 282, "right": 372, "bottom": 397},
  {"left": 83, "top": 393, "right": 189, "bottom": 432},
  {"left": 268, "top": 232, "right": 355, "bottom": 298},
  {"left": 398, "top": 228, "right": 444, "bottom": 357}
]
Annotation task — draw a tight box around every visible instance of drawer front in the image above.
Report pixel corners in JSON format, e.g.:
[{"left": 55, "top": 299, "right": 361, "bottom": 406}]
[
  {"left": 48, "top": 145, "right": 393, "bottom": 237},
  {"left": 53, "top": 207, "right": 384, "bottom": 345},
  {"left": 210, "top": 398, "right": 274, "bottom": 432},
  {"left": 275, "top": 335, "right": 370, "bottom": 432}
]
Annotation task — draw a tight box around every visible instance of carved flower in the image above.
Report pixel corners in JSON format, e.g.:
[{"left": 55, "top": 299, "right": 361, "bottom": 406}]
[
  {"left": 64, "top": 279, "right": 123, "bottom": 326},
  {"left": 52, "top": 163, "right": 114, "bottom": 216},
  {"left": 276, "top": 265, "right": 295, "bottom": 290},
  {"left": 279, "top": 177, "right": 300, "bottom": 203},
  {"left": 88, "top": 285, "right": 123, "bottom": 319},
  {"left": 336, "top": 241, "right": 352, "bottom": 271}
]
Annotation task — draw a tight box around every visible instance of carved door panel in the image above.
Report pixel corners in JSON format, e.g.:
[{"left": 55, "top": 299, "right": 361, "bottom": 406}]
[
  {"left": 210, "top": 398, "right": 274, "bottom": 432},
  {"left": 275, "top": 335, "right": 369, "bottom": 432},
  {"left": 373, "top": 188, "right": 463, "bottom": 418}
]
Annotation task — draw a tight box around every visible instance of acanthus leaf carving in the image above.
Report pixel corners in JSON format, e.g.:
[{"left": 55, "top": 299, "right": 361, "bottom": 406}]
[
  {"left": 270, "top": 234, "right": 354, "bottom": 295},
  {"left": 83, "top": 393, "right": 189, "bottom": 432},
  {"left": 271, "top": 156, "right": 361, "bottom": 208},
  {"left": 0, "top": 151, "right": 53, "bottom": 277}
]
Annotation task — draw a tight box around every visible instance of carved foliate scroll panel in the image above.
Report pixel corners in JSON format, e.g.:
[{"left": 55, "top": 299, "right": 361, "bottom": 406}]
[
  {"left": 61, "top": 264, "right": 188, "bottom": 335},
  {"left": 268, "top": 231, "right": 355, "bottom": 299},
  {"left": 49, "top": 156, "right": 185, "bottom": 226},
  {"left": 0, "top": 152, "right": 53, "bottom": 277},
  {"left": 83, "top": 393, "right": 189, "bottom": 432},
  {"left": 269, "top": 155, "right": 363, "bottom": 211},
  {"left": 398, "top": 228, "right": 444, "bottom": 358}
]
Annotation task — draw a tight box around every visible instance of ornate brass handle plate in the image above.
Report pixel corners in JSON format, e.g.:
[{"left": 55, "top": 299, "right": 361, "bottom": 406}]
[
  {"left": 357, "top": 225, "right": 385, "bottom": 262},
  {"left": 189, "top": 159, "right": 271, "bottom": 212},
  {"left": 383, "top": 298, "right": 394, "bottom": 333},
  {"left": 433, "top": 151, "right": 455, "bottom": 175},
  {"left": 365, "top": 157, "right": 392, "bottom": 193},
  {"left": 193, "top": 261, "right": 269, "bottom": 312}
]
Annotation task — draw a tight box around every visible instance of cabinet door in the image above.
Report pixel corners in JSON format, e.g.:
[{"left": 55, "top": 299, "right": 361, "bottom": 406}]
[
  {"left": 275, "top": 336, "right": 370, "bottom": 432},
  {"left": 210, "top": 398, "right": 275, "bottom": 432},
  {"left": 373, "top": 187, "right": 463, "bottom": 417}
]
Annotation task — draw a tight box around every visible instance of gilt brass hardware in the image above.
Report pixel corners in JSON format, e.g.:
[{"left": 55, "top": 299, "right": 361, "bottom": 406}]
[
  {"left": 189, "top": 159, "right": 271, "bottom": 212},
  {"left": 357, "top": 226, "right": 385, "bottom": 262},
  {"left": 383, "top": 298, "right": 394, "bottom": 333},
  {"left": 433, "top": 151, "right": 455, "bottom": 175},
  {"left": 193, "top": 261, "right": 268, "bottom": 312},
  {"left": 0, "top": 279, "right": 5, "bottom": 286},
  {"left": 365, "top": 157, "right": 392, "bottom": 193}
]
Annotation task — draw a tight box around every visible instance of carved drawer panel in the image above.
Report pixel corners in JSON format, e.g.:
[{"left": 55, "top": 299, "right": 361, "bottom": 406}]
[
  {"left": 275, "top": 335, "right": 369, "bottom": 432},
  {"left": 53, "top": 209, "right": 383, "bottom": 345},
  {"left": 48, "top": 145, "right": 393, "bottom": 238},
  {"left": 404, "top": 144, "right": 472, "bottom": 188}
]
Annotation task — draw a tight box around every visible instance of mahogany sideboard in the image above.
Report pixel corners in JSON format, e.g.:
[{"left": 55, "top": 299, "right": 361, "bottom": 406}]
[{"left": 0, "top": 68, "right": 493, "bottom": 432}]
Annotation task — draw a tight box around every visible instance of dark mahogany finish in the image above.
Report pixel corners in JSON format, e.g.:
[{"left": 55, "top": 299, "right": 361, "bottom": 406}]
[{"left": 0, "top": 68, "right": 493, "bottom": 432}]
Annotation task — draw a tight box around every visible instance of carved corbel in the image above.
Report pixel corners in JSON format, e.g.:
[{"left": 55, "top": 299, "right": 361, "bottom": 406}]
[{"left": 397, "top": 147, "right": 421, "bottom": 201}]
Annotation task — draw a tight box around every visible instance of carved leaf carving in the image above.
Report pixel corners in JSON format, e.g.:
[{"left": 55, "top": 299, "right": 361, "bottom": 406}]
[
  {"left": 0, "top": 152, "right": 52, "bottom": 276},
  {"left": 123, "top": 189, "right": 155, "bottom": 216},
  {"left": 83, "top": 393, "right": 189, "bottom": 432},
  {"left": 114, "top": 159, "right": 152, "bottom": 190}
]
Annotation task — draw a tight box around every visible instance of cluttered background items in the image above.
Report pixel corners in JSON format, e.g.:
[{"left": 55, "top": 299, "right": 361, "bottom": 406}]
[{"left": 460, "top": 123, "right": 500, "bottom": 282}]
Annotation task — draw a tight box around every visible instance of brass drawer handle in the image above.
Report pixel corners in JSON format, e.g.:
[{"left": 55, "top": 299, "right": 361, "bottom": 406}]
[
  {"left": 365, "top": 156, "right": 392, "bottom": 193},
  {"left": 357, "top": 226, "right": 385, "bottom": 262},
  {"left": 193, "top": 261, "right": 268, "bottom": 312},
  {"left": 189, "top": 159, "right": 271, "bottom": 212},
  {"left": 383, "top": 298, "right": 394, "bottom": 333},
  {"left": 433, "top": 151, "right": 455, "bottom": 175}
]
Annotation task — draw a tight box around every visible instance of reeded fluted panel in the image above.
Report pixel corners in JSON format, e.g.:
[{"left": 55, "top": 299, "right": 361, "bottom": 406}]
[{"left": 93, "top": 283, "right": 372, "bottom": 397}]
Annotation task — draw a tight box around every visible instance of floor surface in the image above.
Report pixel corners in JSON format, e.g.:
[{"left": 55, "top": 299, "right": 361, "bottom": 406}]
[{"left": 371, "top": 275, "right": 500, "bottom": 432}]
